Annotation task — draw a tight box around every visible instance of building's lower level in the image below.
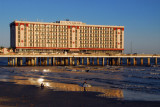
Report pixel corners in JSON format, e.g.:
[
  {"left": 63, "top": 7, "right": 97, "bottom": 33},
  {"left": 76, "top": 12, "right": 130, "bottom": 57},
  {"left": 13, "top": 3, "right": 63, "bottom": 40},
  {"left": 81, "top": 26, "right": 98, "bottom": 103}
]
[{"left": 15, "top": 47, "right": 123, "bottom": 54}]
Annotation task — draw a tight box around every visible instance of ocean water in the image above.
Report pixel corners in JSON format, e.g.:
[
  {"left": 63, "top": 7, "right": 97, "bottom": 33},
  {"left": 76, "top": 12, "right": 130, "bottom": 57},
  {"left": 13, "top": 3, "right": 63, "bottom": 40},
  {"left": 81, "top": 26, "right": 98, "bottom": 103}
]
[{"left": 0, "top": 58, "right": 160, "bottom": 101}]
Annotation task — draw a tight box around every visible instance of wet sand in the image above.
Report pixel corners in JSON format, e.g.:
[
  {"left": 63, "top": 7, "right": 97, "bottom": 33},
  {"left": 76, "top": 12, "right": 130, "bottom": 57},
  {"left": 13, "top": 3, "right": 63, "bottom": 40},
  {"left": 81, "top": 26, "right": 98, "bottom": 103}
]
[{"left": 0, "top": 81, "right": 160, "bottom": 107}]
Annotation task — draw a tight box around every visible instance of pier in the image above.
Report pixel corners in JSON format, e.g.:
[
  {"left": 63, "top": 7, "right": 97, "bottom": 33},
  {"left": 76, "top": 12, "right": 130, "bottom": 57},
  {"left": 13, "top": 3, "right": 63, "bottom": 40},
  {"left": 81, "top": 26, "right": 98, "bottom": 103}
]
[{"left": 1, "top": 54, "right": 160, "bottom": 66}]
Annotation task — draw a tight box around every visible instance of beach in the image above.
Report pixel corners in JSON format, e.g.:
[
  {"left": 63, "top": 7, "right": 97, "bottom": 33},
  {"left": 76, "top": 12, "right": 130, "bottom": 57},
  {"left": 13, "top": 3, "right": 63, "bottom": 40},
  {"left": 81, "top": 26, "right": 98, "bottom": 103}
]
[
  {"left": 0, "top": 65, "right": 160, "bottom": 107},
  {"left": 0, "top": 81, "right": 160, "bottom": 107}
]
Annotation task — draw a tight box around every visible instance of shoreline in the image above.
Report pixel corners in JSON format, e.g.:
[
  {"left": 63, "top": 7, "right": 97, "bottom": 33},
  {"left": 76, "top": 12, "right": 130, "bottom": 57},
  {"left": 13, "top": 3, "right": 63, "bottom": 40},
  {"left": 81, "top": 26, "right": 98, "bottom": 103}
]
[{"left": 0, "top": 81, "right": 160, "bottom": 107}]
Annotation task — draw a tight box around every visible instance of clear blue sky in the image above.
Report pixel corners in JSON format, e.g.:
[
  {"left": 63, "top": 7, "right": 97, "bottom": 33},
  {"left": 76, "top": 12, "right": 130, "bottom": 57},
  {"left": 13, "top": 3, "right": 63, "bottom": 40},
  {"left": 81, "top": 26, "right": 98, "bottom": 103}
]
[{"left": 0, "top": 0, "right": 160, "bottom": 54}]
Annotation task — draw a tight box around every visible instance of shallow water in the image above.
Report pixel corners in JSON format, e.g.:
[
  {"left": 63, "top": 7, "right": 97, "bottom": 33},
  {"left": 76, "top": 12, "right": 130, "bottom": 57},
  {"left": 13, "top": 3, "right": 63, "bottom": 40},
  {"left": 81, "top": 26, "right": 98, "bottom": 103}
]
[{"left": 0, "top": 65, "right": 160, "bottom": 101}]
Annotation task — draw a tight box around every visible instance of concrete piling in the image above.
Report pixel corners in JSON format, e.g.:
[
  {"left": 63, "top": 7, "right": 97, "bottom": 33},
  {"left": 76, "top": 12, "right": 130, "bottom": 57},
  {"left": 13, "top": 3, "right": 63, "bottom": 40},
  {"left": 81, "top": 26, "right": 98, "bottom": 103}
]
[
  {"left": 20, "top": 57, "right": 23, "bottom": 66},
  {"left": 148, "top": 58, "right": 150, "bottom": 66},
  {"left": 155, "top": 57, "right": 157, "bottom": 65},
  {"left": 58, "top": 57, "right": 61, "bottom": 65},
  {"left": 65, "top": 58, "right": 68, "bottom": 66},
  {"left": 97, "top": 58, "right": 99, "bottom": 65},
  {"left": 111, "top": 58, "right": 115, "bottom": 66},
  {"left": 82, "top": 58, "right": 84, "bottom": 65},
  {"left": 41, "top": 57, "right": 44, "bottom": 66},
  {"left": 49, "top": 57, "right": 52, "bottom": 66},
  {"left": 140, "top": 58, "right": 143, "bottom": 66},
  {"left": 77, "top": 58, "right": 80, "bottom": 65},
  {"left": 92, "top": 58, "right": 94, "bottom": 65},
  {"left": 15, "top": 57, "right": 17, "bottom": 66},
  {"left": 72, "top": 57, "right": 75, "bottom": 66},
  {"left": 121, "top": 58, "right": 123, "bottom": 65},
  {"left": 102, "top": 57, "right": 105, "bottom": 66},
  {"left": 87, "top": 57, "right": 90, "bottom": 66},
  {"left": 70, "top": 57, "right": 73, "bottom": 66},
  {"left": 53, "top": 57, "right": 55, "bottom": 65},
  {"left": 133, "top": 58, "right": 136, "bottom": 66},
  {"left": 11, "top": 58, "right": 14, "bottom": 66},
  {"left": 106, "top": 58, "right": 109, "bottom": 65},
  {"left": 8, "top": 57, "right": 10, "bottom": 65},
  {"left": 61, "top": 57, "right": 64, "bottom": 65},
  {"left": 4, "top": 56, "right": 160, "bottom": 66},
  {"left": 38, "top": 57, "right": 41, "bottom": 65},
  {"left": 31, "top": 57, "right": 34, "bottom": 66}
]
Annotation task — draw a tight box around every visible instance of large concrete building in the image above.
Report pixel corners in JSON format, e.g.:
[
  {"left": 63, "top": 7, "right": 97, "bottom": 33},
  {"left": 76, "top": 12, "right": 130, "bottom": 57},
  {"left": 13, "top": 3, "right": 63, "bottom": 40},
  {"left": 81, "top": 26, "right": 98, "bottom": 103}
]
[{"left": 10, "top": 20, "right": 124, "bottom": 54}]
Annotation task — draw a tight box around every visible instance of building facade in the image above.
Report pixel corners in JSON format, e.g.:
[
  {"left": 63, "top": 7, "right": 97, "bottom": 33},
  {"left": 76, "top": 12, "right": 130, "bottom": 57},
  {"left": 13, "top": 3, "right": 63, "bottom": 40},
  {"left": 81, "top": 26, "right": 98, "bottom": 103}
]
[{"left": 10, "top": 20, "right": 124, "bottom": 54}]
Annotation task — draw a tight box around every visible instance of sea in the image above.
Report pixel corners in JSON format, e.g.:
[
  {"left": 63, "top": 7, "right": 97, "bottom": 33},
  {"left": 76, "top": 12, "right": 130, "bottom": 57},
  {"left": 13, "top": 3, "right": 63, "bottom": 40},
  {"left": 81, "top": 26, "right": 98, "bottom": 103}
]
[{"left": 0, "top": 57, "right": 160, "bottom": 101}]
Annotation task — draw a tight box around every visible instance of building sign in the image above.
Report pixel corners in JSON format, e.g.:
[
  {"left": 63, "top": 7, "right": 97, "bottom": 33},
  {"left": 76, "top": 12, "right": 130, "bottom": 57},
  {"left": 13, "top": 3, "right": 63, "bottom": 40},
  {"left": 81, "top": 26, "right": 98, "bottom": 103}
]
[{"left": 60, "top": 21, "right": 83, "bottom": 25}]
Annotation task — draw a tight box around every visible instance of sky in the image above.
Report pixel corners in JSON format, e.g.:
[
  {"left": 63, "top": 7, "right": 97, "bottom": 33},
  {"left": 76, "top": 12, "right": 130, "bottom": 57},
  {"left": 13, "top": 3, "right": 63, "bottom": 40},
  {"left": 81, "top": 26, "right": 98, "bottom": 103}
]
[{"left": 0, "top": 0, "right": 160, "bottom": 54}]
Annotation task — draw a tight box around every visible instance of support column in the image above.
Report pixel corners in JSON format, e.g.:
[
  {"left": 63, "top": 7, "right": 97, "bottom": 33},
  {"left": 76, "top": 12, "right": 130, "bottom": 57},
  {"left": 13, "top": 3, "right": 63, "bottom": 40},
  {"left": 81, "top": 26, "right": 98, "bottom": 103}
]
[
  {"left": 44, "top": 57, "right": 47, "bottom": 66},
  {"left": 20, "top": 57, "right": 23, "bottom": 66},
  {"left": 109, "top": 58, "right": 112, "bottom": 65},
  {"left": 57, "top": 57, "right": 61, "bottom": 65},
  {"left": 34, "top": 57, "right": 37, "bottom": 66},
  {"left": 127, "top": 58, "right": 131, "bottom": 65},
  {"left": 27, "top": 58, "right": 31, "bottom": 66},
  {"left": 148, "top": 58, "right": 150, "bottom": 66},
  {"left": 65, "top": 58, "right": 68, "bottom": 66},
  {"left": 49, "top": 57, "right": 52, "bottom": 66},
  {"left": 112, "top": 58, "right": 115, "bottom": 66},
  {"left": 117, "top": 58, "right": 120, "bottom": 66},
  {"left": 55, "top": 57, "right": 57, "bottom": 65},
  {"left": 140, "top": 58, "right": 143, "bottom": 66},
  {"left": 102, "top": 57, "right": 105, "bottom": 66},
  {"left": 61, "top": 58, "right": 64, "bottom": 66},
  {"left": 70, "top": 57, "right": 73, "bottom": 66},
  {"left": 97, "top": 58, "right": 99, "bottom": 65},
  {"left": 17, "top": 58, "right": 20, "bottom": 66},
  {"left": 115, "top": 58, "right": 117, "bottom": 65},
  {"left": 127, "top": 58, "right": 129, "bottom": 65},
  {"left": 87, "top": 57, "right": 90, "bottom": 65},
  {"left": 9, "top": 57, "right": 13, "bottom": 66},
  {"left": 121, "top": 58, "right": 123, "bottom": 65},
  {"left": 8, "top": 57, "right": 10, "bottom": 66},
  {"left": 92, "top": 57, "right": 94, "bottom": 65},
  {"left": 31, "top": 57, "right": 35, "bottom": 66},
  {"left": 38, "top": 57, "right": 41, "bottom": 66},
  {"left": 15, "top": 57, "right": 17, "bottom": 66},
  {"left": 41, "top": 57, "right": 44, "bottom": 66},
  {"left": 12, "top": 57, "right": 15, "bottom": 66},
  {"left": 29, "top": 58, "right": 32, "bottom": 66},
  {"left": 155, "top": 57, "right": 157, "bottom": 65},
  {"left": 82, "top": 57, "right": 84, "bottom": 65},
  {"left": 128, "top": 58, "right": 131, "bottom": 65},
  {"left": 79, "top": 58, "right": 81, "bottom": 65},
  {"left": 53, "top": 57, "right": 55, "bottom": 66},
  {"left": 77, "top": 58, "right": 80, "bottom": 65},
  {"left": 106, "top": 58, "right": 109, "bottom": 65},
  {"left": 26, "top": 58, "right": 28, "bottom": 66},
  {"left": 10, "top": 57, "right": 13, "bottom": 66},
  {"left": 133, "top": 58, "right": 136, "bottom": 66},
  {"left": 72, "top": 57, "right": 75, "bottom": 66}
]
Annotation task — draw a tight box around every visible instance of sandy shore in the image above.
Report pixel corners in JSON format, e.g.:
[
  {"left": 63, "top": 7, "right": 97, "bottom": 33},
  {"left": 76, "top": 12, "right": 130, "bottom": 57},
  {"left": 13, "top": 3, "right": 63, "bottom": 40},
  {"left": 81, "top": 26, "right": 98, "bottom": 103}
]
[{"left": 0, "top": 81, "right": 160, "bottom": 107}]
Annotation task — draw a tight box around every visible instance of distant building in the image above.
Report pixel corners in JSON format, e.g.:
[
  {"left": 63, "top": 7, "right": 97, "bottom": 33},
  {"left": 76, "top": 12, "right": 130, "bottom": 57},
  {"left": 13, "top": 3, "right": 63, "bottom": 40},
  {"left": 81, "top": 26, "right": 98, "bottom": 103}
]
[
  {"left": 0, "top": 48, "right": 9, "bottom": 54},
  {"left": 10, "top": 20, "right": 124, "bottom": 54}
]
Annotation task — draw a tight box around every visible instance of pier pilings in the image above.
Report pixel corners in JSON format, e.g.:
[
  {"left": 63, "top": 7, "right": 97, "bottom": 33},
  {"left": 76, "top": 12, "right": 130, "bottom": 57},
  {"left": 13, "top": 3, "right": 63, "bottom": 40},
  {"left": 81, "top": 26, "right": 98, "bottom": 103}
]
[
  {"left": 141, "top": 58, "right": 143, "bottom": 66},
  {"left": 6, "top": 56, "right": 159, "bottom": 66},
  {"left": 148, "top": 58, "right": 150, "bottom": 66}
]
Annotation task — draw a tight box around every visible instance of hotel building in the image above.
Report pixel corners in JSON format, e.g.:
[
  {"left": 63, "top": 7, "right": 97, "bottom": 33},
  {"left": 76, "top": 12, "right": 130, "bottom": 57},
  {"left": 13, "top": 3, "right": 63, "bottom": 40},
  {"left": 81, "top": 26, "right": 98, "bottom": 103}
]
[{"left": 10, "top": 20, "right": 124, "bottom": 54}]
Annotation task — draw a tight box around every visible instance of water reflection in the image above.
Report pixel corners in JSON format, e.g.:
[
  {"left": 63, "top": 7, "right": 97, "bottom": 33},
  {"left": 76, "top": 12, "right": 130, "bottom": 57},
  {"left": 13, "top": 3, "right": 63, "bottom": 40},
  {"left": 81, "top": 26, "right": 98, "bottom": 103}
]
[{"left": 10, "top": 76, "right": 123, "bottom": 99}]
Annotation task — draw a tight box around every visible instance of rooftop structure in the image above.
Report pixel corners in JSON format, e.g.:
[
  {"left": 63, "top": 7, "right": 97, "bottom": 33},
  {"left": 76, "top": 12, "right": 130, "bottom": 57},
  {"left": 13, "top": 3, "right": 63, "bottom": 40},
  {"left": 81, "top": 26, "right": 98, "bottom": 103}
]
[{"left": 10, "top": 20, "right": 124, "bottom": 54}]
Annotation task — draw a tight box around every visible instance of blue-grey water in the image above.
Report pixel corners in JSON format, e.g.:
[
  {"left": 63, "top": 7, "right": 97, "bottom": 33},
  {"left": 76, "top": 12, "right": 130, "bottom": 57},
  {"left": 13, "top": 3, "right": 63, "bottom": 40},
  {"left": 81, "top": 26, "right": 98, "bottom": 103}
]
[{"left": 0, "top": 58, "right": 160, "bottom": 101}]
